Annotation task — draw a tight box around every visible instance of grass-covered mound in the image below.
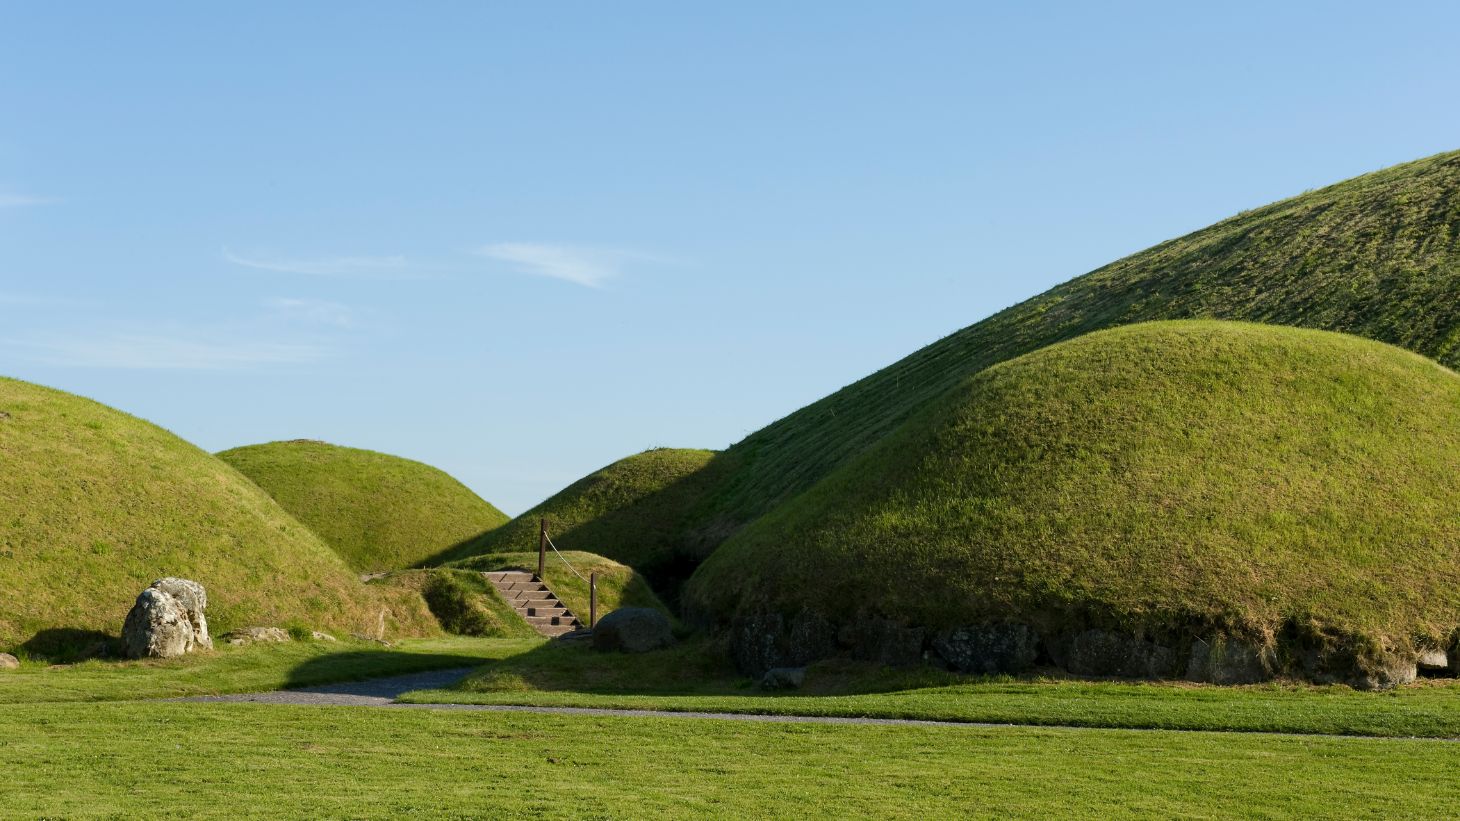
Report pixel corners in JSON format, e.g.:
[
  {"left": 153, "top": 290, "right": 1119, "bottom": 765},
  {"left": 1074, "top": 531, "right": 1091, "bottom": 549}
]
[
  {"left": 381, "top": 570, "right": 540, "bottom": 639},
  {"left": 432, "top": 448, "right": 734, "bottom": 593},
  {"left": 693, "top": 149, "right": 1460, "bottom": 545},
  {"left": 0, "top": 377, "right": 435, "bottom": 650},
  {"left": 218, "top": 440, "right": 508, "bottom": 572},
  {"left": 687, "top": 322, "right": 1460, "bottom": 681}
]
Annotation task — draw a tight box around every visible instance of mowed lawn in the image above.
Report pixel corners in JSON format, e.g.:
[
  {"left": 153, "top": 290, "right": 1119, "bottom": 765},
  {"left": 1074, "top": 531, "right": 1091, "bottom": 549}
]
[{"left": 5, "top": 701, "right": 1458, "bottom": 819}]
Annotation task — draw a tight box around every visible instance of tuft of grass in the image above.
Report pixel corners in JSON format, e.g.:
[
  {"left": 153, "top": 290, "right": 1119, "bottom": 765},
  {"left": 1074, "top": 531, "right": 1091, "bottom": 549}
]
[
  {"left": 688, "top": 321, "right": 1460, "bottom": 658},
  {"left": 218, "top": 439, "right": 508, "bottom": 572},
  {"left": 0, "top": 377, "right": 436, "bottom": 650}
]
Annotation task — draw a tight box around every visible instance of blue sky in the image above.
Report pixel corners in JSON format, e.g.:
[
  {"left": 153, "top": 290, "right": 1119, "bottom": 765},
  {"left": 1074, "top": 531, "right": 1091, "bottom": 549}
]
[{"left": 3, "top": 2, "right": 1459, "bottom": 514}]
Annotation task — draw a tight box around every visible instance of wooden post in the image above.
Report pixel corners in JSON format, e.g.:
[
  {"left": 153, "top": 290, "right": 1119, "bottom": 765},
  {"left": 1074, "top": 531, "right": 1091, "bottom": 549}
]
[
  {"left": 589, "top": 572, "right": 598, "bottom": 629},
  {"left": 538, "top": 518, "right": 547, "bottom": 581}
]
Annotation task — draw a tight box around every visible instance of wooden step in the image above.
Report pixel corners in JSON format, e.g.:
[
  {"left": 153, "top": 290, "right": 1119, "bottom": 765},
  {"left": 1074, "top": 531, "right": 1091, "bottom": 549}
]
[{"left": 482, "top": 570, "right": 581, "bottom": 638}]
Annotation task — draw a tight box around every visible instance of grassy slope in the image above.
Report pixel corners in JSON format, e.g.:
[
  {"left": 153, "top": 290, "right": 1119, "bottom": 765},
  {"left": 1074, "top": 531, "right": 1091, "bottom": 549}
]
[
  {"left": 449, "top": 550, "right": 674, "bottom": 622},
  {"left": 219, "top": 440, "right": 508, "bottom": 572},
  {"left": 0, "top": 377, "right": 435, "bottom": 649},
  {"left": 381, "top": 569, "right": 541, "bottom": 639},
  {"left": 10, "top": 704, "right": 1455, "bottom": 819},
  {"left": 688, "top": 322, "right": 1460, "bottom": 653},
  {"left": 432, "top": 447, "right": 733, "bottom": 578},
  {"left": 693, "top": 149, "right": 1460, "bottom": 543}
]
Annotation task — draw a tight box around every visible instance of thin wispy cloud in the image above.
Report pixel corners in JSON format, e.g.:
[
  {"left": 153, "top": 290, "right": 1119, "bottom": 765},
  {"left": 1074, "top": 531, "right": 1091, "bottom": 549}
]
[
  {"left": 0, "top": 192, "right": 59, "bottom": 208},
  {"left": 475, "top": 243, "right": 642, "bottom": 288},
  {"left": 3, "top": 332, "right": 331, "bottom": 370},
  {"left": 267, "top": 297, "right": 357, "bottom": 327},
  {"left": 223, "top": 247, "right": 415, "bottom": 279}
]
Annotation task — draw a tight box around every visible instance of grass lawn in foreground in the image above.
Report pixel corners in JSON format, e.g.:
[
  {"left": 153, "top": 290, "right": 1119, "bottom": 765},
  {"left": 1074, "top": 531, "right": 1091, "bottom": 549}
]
[
  {"left": 4, "top": 701, "right": 1457, "bottom": 818},
  {"left": 398, "top": 639, "right": 1460, "bottom": 739}
]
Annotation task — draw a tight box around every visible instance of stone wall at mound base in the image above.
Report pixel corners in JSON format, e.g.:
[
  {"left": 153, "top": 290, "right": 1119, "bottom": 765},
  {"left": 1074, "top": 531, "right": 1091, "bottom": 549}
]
[{"left": 720, "top": 604, "right": 1454, "bottom": 691}]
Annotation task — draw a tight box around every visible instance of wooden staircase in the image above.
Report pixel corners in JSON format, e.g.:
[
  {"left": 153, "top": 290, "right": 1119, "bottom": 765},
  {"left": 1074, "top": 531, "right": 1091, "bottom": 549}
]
[{"left": 483, "top": 570, "right": 584, "bottom": 637}]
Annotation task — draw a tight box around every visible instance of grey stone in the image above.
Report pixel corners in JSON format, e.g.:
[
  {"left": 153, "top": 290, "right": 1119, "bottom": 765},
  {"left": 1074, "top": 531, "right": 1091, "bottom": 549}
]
[
  {"left": 729, "top": 604, "right": 836, "bottom": 675},
  {"left": 0, "top": 652, "right": 17, "bottom": 670},
  {"left": 841, "top": 616, "right": 926, "bottom": 667},
  {"left": 592, "top": 607, "right": 675, "bottom": 654},
  {"left": 1058, "top": 629, "right": 1178, "bottom": 679},
  {"left": 148, "top": 577, "right": 211, "bottom": 650},
  {"left": 1417, "top": 648, "right": 1448, "bottom": 670},
  {"left": 787, "top": 610, "right": 838, "bottom": 666},
  {"left": 729, "top": 605, "right": 786, "bottom": 675},
  {"left": 1295, "top": 644, "right": 1418, "bottom": 691},
  {"left": 760, "top": 666, "right": 807, "bottom": 690},
  {"left": 310, "top": 631, "right": 338, "bottom": 642},
  {"left": 222, "top": 626, "right": 291, "bottom": 645},
  {"left": 933, "top": 623, "right": 1040, "bottom": 675},
  {"left": 123, "top": 587, "right": 203, "bottom": 659},
  {"left": 1185, "top": 638, "right": 1273, "bottom": 685}
]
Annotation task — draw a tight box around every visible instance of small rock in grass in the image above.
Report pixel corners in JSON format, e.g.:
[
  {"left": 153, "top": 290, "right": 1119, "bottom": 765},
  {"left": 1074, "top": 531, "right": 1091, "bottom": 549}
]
[
  {"left": 592, "top": 607, "right": 675, "bottom": 653},
  {"left": 310, "top": 631, "right": 337, "bottom": 642},
  {"left": 0, "top": 652, "right": 18, "bottom": 670},
  {"left": 222, "top": 626, "right": 292, "bottom": 645},
  {"left": 760, "top": 667, "right": 806, "bottom": 690}
]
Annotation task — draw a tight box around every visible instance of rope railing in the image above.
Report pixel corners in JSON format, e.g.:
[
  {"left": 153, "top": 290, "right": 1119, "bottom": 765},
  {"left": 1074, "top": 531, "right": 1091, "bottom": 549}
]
[
  {"left": 537, "top": 518, "right": 598, "bottom": 629},
  {"left": 543, "top": 533, "right": 589, "bottom": 583}
]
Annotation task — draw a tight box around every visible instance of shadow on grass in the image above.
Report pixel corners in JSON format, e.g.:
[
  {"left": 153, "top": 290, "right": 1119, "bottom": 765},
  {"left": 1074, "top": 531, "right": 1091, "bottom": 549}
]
[
  {"left": 19, "top": 627, "right": 118, "bottom": 662},
  {"left": 282, "top": 647, "right": 499, "bottom": 691},
  {"left": 416, "top": 636, "right": 966, "bottom": 701}
]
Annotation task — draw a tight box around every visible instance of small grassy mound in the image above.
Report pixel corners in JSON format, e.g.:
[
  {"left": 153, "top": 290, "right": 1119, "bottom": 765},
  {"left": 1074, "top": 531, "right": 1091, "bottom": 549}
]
[
  {"left": 381, "top": 570, "right": 539, "bottom": 639},
  {"left": 0, "top": 377, "right": 434, "bottom": 650},
  {"left": 433, "top": 448, "right": 734, "bottom": 593},
  {"left": 448, "top": 550, "right": 673, "bottom": 623},
  {"left": 218, "top": 440, "right": 508, "bottom": 572},
  {"left": 687, "top": 321, "right": 1460, "bottom": 659}
]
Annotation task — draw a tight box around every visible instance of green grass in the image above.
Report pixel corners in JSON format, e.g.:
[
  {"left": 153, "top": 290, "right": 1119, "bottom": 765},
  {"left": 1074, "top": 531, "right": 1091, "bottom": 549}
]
[
  {"left": 689, "top": 149, "right": 1460, "bottom": 552},
  {"left": 400, "top": 639, "right": 1460, "bottom": 738},
  {"left": 430, "top": 448, "right": 735, "bottom": 595},
  {"left": 382, "top": 569, "right": 541, "bottom": 639},
  {"left": 688, "top": 321, "right": 1460, "bottom": 664},
  {"left": 4, "top": 702, "right": 1457, "bottom": 818},
  {"left": 219, "top": 439, "right": 508, "bottom": 572},
  {"left": 448, "top": 550, "right": 674, "bottom": 623},
  {"left": 0, "top": 635, "right": 513, "bottom": 704},
  {"left": 0, "top": 377, "right": 436, "bottom": 651}
]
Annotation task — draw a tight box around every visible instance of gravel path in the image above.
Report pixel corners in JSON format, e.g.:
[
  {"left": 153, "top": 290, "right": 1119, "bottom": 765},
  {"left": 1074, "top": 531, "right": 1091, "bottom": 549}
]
[
  {"left": 174, "top": 669, "right": 1459, "bottom": 739},
  {"left": 178, "top": 670, "right": 990, "bottom": 726}
]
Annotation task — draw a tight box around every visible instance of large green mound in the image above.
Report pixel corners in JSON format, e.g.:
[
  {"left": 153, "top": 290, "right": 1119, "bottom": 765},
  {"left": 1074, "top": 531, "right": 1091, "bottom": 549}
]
[
  {"left": 219, "top": 440, "right": 508, "bottom": 572},
  {"left": 433, "top": 448, "right": 733, "bottom": 596},
  {"left": 0, "top": 377, "right": 434, "bottom": 650},
  {"left": 687, "top": 322, "right": 1460, "bottom": 680},
  {"left": 692, "top": 150, "right": 1460, "bottom": 546}
]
